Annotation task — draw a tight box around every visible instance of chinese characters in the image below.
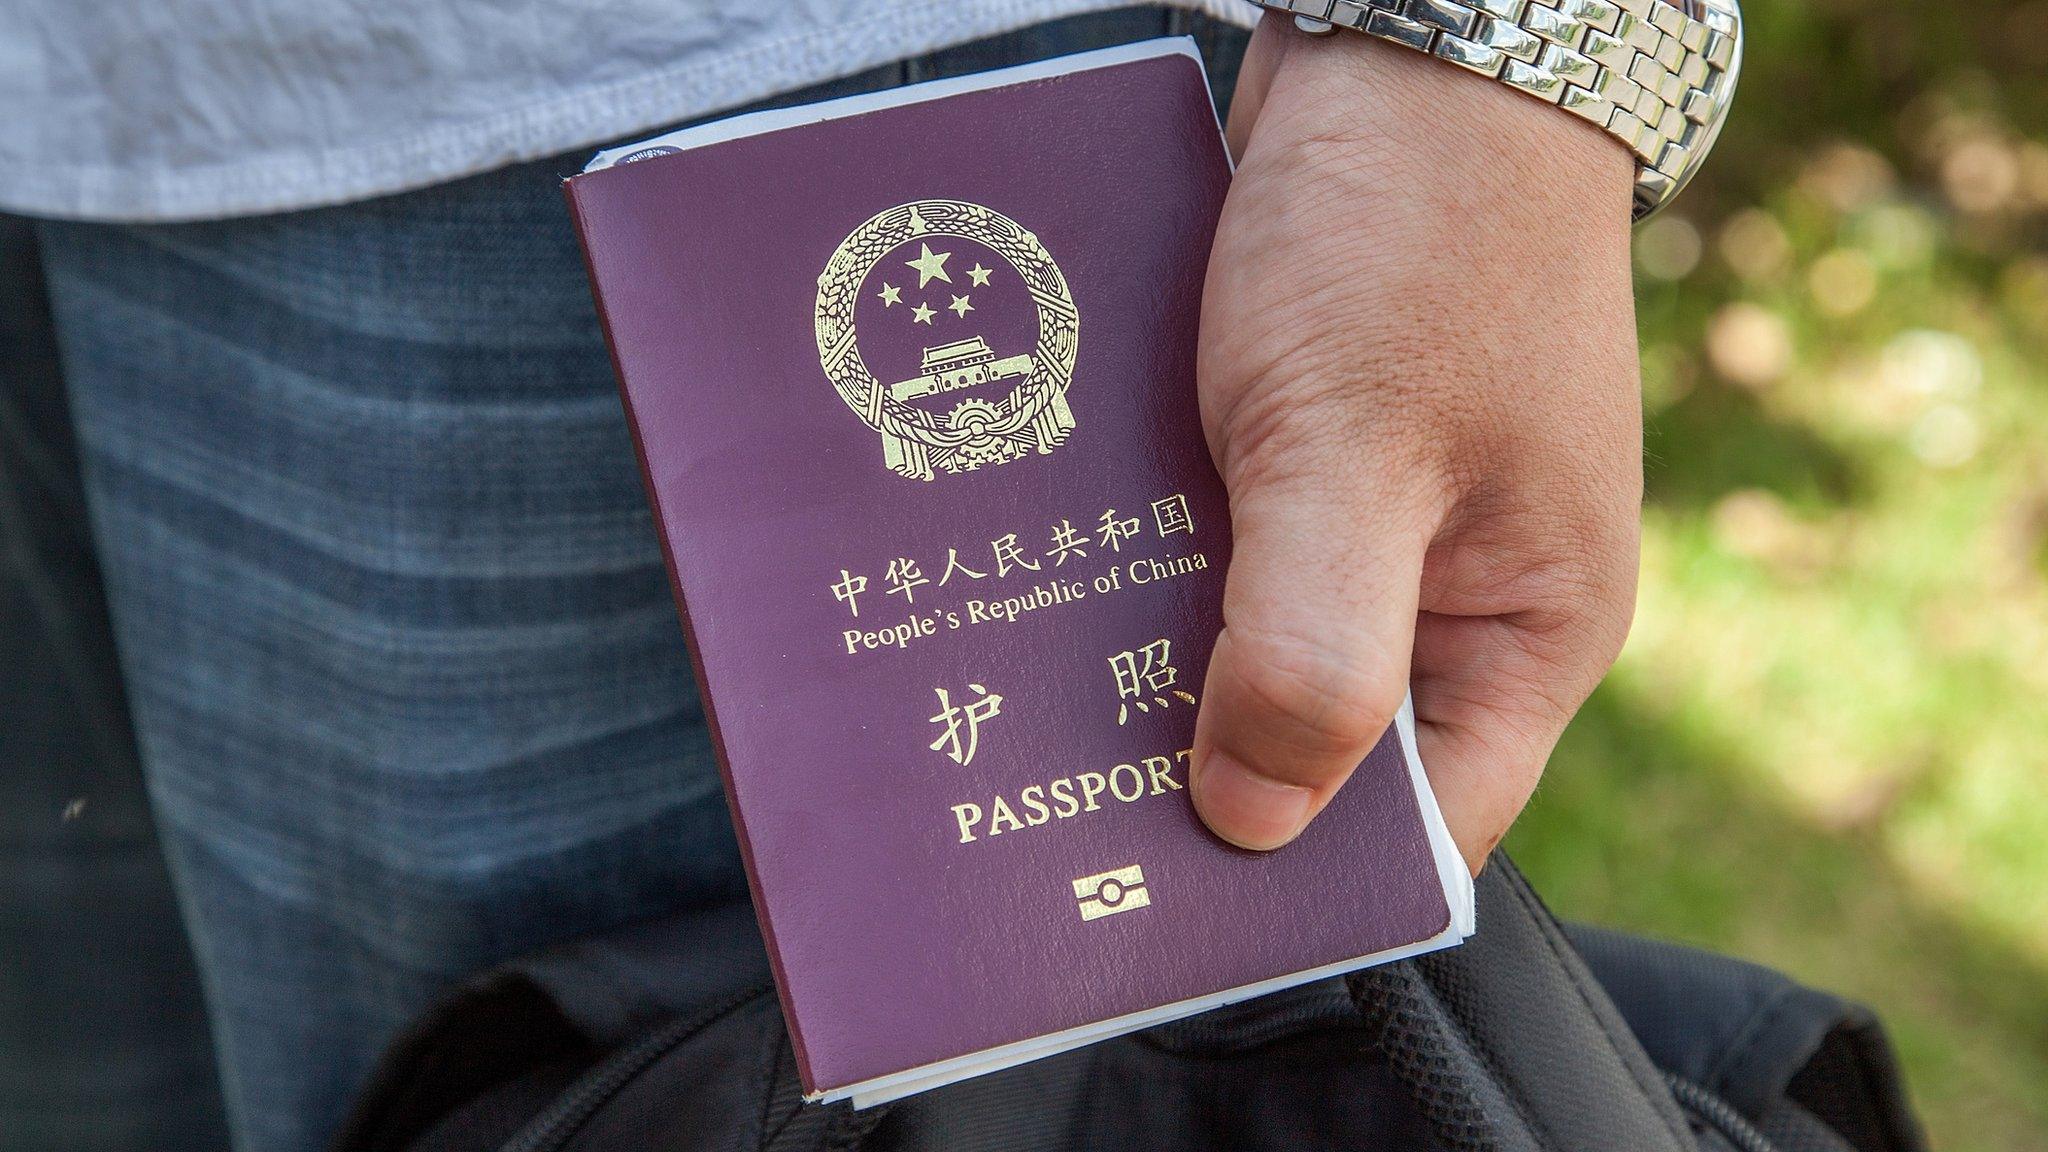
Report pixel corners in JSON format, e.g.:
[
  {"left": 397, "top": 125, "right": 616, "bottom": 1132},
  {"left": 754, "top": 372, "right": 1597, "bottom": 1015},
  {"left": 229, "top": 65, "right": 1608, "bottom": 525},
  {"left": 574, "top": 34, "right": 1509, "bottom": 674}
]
[
  {"left": 1108, "top": 638, "right": 1199, "bottom": 725},
  {"left": 827, "top": 492, "right": 1194, "bottom": 618},
  {"left": 928, "top": 683, "right": 1003, "bottom": 767},
  {"left": 1151, "top": 494, "right": 1193, "bottom": 537}
]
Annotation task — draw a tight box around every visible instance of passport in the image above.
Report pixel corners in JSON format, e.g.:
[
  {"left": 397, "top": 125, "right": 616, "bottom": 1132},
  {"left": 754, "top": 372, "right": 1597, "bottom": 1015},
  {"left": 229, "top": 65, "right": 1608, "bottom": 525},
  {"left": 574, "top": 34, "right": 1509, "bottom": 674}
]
[{"left": 564, "top": 39, "right": 1473, "bottom": 1108}]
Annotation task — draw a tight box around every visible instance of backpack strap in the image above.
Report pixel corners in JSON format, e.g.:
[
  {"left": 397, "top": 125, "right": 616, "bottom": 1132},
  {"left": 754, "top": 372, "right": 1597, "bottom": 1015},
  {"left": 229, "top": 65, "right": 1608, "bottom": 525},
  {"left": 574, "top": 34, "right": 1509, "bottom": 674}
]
[
  {"left": 1566, "top": 925, "right": 1928, "bottom": 1152},
  {"left": 1348, "top": 855, "right": 1697, "bottom": 1152},
  {"left": 333, "top": 902, "right": 775, "bottom": 1152}
]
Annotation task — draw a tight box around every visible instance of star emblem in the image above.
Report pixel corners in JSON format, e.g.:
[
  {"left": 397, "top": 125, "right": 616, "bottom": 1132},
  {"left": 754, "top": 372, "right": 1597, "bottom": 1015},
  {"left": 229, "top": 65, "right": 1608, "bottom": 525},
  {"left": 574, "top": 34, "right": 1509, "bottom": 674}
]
[
  {"left": 905, "top": 243, "right": 953, "bottom": 288},
  {"left": 877, "top": 283, "right": 902, "bottom": 306},
  {"left": 912, "top": 302, "right": 936, "bottom": 324},
  {"left": 949, "top": 294, "right": 974, "bottom": 318},
  {"left": 967, "top": 263, "right": 993, "bottom": 287}
]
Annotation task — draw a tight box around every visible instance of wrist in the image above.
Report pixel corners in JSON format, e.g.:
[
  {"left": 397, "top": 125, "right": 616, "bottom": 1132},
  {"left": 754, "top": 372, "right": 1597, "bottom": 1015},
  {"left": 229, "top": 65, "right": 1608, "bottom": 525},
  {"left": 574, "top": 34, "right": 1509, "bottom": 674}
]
[
  {"left": 1247, "top": 13, "right": 1636, "bottom": 237},
  {"left": 1246, "top": 0, "right": 1743, "bottom": 221}
]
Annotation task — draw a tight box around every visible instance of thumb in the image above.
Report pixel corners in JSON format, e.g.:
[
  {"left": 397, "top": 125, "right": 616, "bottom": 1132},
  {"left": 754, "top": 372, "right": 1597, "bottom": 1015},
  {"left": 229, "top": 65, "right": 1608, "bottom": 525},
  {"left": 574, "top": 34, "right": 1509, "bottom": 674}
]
[{"left": 1189, "top": 457, "right": 1435, "bottom": 851}]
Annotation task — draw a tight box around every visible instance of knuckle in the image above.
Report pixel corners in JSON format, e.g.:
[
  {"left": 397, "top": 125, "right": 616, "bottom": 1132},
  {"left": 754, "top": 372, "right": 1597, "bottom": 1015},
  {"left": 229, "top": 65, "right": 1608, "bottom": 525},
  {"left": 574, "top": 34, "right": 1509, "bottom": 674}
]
[
  {"left": 1209, "top": 349, "right": 1464, "bottom": 506},
  {"left": 1213, "top": 363, "right": 1357, "bottom": 489},
  {"left": 1221, "top": 622, "right": 1405, "bottom": 764},
  {"left": 1436, "top": 494, "right": 1638, "bottom": 611},
  {"left": 1554, "top": 503, "right": 1642, "bottom": 636},
  {"left": 1550, "top": 510, "right": 1641, "bottom": 607},
  {"left": 1505, "top": 570, "right": 1638, "bottom": 710},
  {"left": 1515, "top": 556, "right": 1638, "bottom": 676}
]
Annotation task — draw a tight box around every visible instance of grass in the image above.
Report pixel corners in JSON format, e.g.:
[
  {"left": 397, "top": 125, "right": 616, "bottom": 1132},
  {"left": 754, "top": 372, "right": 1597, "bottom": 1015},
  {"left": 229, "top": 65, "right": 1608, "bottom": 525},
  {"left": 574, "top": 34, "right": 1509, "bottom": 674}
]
[{"left": 1507, "top": 2, "right": 2048, "bottom": 1146}]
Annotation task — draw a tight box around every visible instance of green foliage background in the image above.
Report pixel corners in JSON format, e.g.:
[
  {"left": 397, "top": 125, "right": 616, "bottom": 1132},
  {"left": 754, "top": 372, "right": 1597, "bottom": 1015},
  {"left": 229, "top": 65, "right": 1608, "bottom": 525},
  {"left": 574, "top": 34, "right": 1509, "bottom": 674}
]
[{"left": 1505, "top": 2, "right": 2048, "bottom": 1147}]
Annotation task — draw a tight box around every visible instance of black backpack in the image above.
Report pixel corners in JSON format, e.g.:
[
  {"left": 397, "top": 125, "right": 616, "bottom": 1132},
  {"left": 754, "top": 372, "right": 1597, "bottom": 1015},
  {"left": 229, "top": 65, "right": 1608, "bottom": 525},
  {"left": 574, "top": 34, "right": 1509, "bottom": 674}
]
[{"left": 333, "top": 857, "right": 1926, "bottom": 1152}]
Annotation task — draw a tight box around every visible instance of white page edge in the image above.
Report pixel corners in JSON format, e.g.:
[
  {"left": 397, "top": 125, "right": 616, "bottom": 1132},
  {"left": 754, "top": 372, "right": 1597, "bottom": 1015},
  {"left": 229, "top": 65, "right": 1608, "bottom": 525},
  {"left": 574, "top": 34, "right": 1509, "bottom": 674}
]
[{"left": 582, "top": 38, "right": 1207, "bottom": 173}]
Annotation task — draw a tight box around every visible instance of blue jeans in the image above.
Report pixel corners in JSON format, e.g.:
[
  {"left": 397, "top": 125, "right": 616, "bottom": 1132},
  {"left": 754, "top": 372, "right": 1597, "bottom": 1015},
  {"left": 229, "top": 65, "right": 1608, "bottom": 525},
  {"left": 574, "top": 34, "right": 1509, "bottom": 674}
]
[
  {"left": 28, "top": 11, "right": 1245, "bottom": 1151},
  {"left": 0, "top": 222, "right": 227, "bottom": 1150}
]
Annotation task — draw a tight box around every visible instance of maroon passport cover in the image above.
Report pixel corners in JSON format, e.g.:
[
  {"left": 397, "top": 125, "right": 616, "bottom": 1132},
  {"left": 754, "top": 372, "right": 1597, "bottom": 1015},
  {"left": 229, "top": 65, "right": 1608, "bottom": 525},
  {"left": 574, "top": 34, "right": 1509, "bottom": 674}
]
[{"left": 565, "top": 41, "right": 1465, "bottom": 1104}]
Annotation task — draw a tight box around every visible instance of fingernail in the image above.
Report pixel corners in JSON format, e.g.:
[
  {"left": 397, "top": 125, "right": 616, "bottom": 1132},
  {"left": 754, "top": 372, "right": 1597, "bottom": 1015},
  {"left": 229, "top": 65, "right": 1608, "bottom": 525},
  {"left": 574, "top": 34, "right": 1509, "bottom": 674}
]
[{"left": 1192, "top": 752, "right": 1315, "bottom": 851}]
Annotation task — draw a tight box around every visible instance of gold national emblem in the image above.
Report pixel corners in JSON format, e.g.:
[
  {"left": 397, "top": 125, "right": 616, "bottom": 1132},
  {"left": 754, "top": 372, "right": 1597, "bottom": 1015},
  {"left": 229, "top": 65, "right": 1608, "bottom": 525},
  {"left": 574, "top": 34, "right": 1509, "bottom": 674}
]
[{"left": 815, "top": 200, "right": 1079, "bottom": 480}]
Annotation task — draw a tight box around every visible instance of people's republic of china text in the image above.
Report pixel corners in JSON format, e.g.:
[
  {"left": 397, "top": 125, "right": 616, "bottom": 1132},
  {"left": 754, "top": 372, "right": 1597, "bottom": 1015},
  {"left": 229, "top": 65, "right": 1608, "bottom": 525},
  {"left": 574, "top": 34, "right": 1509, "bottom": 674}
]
[{"left": 830, "top": 490, "right": 1208, "bottom": 656}]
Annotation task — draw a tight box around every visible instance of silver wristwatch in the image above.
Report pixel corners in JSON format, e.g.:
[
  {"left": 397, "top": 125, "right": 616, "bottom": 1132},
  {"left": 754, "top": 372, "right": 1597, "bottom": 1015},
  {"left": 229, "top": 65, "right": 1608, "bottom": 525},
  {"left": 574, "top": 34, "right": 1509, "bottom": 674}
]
[{"left": 1253, "top": 0, "right": 1742, "bottom": 221}]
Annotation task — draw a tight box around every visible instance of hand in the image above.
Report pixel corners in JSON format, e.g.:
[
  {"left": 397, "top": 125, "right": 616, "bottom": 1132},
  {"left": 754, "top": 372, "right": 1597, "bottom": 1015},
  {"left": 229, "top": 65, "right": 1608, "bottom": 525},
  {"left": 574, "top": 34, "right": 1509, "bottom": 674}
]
[{"left": 1189, "top": 17, "right": 1644, "bottom": 873}]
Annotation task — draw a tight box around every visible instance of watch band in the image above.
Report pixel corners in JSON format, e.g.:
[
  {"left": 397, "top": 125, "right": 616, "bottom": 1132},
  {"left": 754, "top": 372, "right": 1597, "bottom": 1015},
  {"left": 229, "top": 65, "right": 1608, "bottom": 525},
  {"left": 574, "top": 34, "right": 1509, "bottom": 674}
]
[{"left": 1254, "top": 0, "right": 1742, "bottom": 221}]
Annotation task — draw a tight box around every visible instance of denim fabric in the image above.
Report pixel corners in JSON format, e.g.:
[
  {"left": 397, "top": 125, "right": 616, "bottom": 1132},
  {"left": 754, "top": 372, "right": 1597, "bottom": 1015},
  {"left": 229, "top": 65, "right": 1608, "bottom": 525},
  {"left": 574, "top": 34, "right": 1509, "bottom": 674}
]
[
  {"left": 0, "top": 220, "right": 228, "bottom": 1150},
  {"left": 27, "top": 11, "right": 1246, "bottom": 1151}
]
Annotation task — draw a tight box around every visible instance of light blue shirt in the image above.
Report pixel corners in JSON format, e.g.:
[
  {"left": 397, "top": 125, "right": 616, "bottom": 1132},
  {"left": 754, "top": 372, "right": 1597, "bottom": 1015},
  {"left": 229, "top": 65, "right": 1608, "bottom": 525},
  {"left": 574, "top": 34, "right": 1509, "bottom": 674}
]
[{"left": 0, "top": 0, "right": 1253, "bottom": 222}]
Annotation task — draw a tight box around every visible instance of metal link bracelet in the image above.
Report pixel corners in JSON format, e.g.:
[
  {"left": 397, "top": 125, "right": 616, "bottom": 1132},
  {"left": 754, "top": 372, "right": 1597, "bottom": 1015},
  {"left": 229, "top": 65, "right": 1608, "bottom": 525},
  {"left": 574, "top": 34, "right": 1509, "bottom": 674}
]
[{"left": 1254, "top": 0, "right": 1743, "bottom": 221}]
